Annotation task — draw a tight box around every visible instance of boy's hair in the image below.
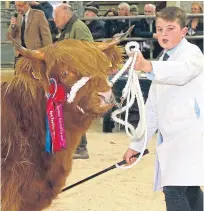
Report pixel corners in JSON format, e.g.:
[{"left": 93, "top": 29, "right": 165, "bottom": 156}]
[{"left": 156, "top": 7, "right": 187, "bottom": 28}]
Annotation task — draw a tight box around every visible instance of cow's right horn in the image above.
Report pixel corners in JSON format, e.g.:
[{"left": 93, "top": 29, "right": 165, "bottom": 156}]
[
  {"left": 97, "top": 25, "right": 135, "bottom": 51},
  {"left": 7, "top": 33, "right": 45, "bottom": 61}
]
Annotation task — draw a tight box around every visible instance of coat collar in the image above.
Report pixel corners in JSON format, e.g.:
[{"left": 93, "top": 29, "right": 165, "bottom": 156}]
[
  {"left": 61, "top": 14, "right": 78, "bottom": 33},
  {"left": 59, "top": 14, "right": 78, "bottom": 41}
]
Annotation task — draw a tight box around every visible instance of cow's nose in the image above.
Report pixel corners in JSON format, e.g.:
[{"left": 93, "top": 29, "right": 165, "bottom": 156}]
[{"left": 98, "top": 89, "right": 113, "bottom": 104}]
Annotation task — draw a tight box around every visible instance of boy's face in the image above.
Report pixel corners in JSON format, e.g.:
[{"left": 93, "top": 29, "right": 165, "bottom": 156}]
[{"left": 156, "top": 18, "right": 188, "bottom": 50}]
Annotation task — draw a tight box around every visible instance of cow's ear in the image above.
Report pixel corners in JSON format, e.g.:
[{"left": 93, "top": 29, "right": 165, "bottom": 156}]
[
  {"left": 103, "top": 47, "right": 124, "bottom": 74},
  {"left": 14, "top": 57, "right": 50, "bottom": 95},
  {"left": 31, "top": 60, "right": 50, "bottom": 93}
]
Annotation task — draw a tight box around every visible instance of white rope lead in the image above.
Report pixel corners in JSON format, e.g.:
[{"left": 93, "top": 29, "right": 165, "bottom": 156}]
[{"left": 110, "top": 41, "right": 148, "bottom": 169}]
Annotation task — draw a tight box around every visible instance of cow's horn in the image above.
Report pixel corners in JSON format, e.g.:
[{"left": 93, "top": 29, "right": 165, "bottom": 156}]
[
  {"left": 97, "top": 25, "right": 134, "bottom": 51},
  {"left": 7, "top": 33, "right": 45, "bottom": 61}
]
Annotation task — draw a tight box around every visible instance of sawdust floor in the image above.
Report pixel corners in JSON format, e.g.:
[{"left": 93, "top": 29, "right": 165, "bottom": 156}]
[{"left": 46, "top": 122, "right": 165, "bottom": 211}]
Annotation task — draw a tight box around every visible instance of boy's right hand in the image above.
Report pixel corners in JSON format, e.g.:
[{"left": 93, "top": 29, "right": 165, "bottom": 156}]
[{"left": 123, "top": 148, "right": 139, "bottom": 165}]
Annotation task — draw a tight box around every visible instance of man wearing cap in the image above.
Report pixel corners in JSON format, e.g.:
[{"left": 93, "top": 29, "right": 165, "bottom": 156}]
[{"left": 84, "top": 2, "right": 106, "bottom": 39}]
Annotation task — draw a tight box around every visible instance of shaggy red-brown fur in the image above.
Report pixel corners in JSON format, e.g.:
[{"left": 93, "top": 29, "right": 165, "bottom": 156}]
[{"left": 1, "top": 39, "right": 123, "bottom": 211}]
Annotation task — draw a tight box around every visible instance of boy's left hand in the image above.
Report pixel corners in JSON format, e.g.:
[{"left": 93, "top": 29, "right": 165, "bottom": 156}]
[{"left": 135, "top": 51, "right": 152, "bottom": 73}]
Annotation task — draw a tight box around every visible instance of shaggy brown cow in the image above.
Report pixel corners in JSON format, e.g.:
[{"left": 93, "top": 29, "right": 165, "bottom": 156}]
[{"left": 1, "top": 27, "right": 132, "bottom": 211}]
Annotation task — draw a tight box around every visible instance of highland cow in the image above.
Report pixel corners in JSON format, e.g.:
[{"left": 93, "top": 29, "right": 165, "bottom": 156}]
[{"left": 1, "top": 28, "right": 133, "bottom": 211}]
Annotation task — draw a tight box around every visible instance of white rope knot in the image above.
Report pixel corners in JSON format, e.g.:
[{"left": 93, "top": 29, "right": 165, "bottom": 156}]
[{"left": 125, "top": 41, "right": 140, "bottom": 56}]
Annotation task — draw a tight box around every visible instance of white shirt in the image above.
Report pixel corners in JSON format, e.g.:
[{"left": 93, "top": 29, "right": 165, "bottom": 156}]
[{"left": 23, "top": 7, "right": 30, "bottom": 25}]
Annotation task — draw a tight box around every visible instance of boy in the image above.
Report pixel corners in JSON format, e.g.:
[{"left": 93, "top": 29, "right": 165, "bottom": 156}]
[{"left": 124, "top": 7, "right": 204, "bottom": 211}]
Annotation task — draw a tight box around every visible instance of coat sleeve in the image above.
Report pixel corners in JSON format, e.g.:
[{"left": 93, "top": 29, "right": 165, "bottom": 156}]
[
  {"left": 8, "top": 25, "right": 19, "bottom": 38},
  {"left": 74, "top": 27, "right": 94, "bottom": 41},
  {"left": 38, "top": 11, "right": 52, "bottom": 46},
  {"left": 151, "top": 46, "right": 204, "bottom": 85},
  {"left": 7, "top": 16, "right": 21, "bottom": 39},
  {"left": 129, "top": 84, "right": 158, "bottom": 152}
]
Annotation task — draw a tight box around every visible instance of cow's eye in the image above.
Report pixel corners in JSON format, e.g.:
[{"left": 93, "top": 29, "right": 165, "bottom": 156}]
[{"left": 61, "top": 71, "right": 68, "bottom": 76}]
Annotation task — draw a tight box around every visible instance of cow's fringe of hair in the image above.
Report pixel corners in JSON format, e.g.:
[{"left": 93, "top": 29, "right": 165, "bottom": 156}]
[
  {"left": 12, "top": 39, "right": 124, "bottom": 87},
  {"left": 40, "top": 39, "right": 124, "bottom": 79}
]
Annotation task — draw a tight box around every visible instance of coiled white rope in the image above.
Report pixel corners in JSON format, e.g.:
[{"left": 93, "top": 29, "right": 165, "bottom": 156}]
[{"left": 110, "top": 41, "right": 148, "bottom": 169}]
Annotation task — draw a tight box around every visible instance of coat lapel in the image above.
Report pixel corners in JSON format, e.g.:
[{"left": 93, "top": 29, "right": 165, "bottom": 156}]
[{"left": 17, "top": 15, "right": 23, "bottom": 35}]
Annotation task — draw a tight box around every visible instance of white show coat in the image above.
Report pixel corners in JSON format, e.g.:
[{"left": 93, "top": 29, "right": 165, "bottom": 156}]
[{"left": 129, "top": 38, "right": 204, "bottom": 191}]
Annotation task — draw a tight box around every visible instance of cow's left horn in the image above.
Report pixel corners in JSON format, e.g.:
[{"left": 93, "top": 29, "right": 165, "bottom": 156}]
[
  {"left": 7, "top": 33, "right": 45, "bottom": 61},
  {"left": 97, "top": 25, "right": 134, "bottom": 51}
]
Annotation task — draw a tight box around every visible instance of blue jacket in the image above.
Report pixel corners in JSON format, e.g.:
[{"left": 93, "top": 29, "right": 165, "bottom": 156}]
[
  {"left": 86, "top": 19, "right": 106, "bottom": 39},
  {"left": 131, "top": 19, "right": 156, "bottom": 38}
]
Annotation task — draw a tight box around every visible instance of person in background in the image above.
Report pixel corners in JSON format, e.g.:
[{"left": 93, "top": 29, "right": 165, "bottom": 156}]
[
  {"left": 113, "top": 2, "right": 130, "bottom": 37},
  {"left": 54, "top": 3, "right": 93, "bottom": 159},
  {"left": 129, "top": 5, "right": 139, "bottom": 16},
  {"left": 8, "top": 1, "right": 52, "bottom": 69},
  {"left": 132, "top": 4, "right": 157, "bottom": 38},
  {"left": 124, "top": 6, "right": 204, "bottom": 211},
  {"left": 118, "top": 2, "right": 130, "bottom": 17},
  {"left": 131, "top": 3, "right": 162, "bottom": 59},
  {"left": 103, "top": 8, "right": 120, "bottom": 38},
  {"left": 84, "top": 2, "right": 106, "bottom": 39},
  {"left": 54, "top": 3, "right": 93, "bottom": 41},
  {"left": 104, "top": 7, "right": 117, "bottom": 17},
  {"left": 29, "top": 1, "right": 53, "bottom": 19},
  {"left": 29, "top": 1, "right": 58, "bottom": 42},
  {"left": 187, "top": 2, "right": 203, "bottom": 52},
  {"left": 129, "top": 4, "right": 139, "bottom": 25}
]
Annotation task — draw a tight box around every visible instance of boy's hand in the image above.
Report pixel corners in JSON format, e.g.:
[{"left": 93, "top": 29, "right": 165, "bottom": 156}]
[
  {"left": 135, "top": 51, "right": 152, "bottom": 73},
  {"left": 123, "top": 148, "right": 139, "bottom": 165}
]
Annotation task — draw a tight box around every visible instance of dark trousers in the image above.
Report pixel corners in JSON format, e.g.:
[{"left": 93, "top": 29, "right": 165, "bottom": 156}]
[
  {"left": 163, "top": 186, "right": 203, "bottom": 211},
  {"left": 103, "top": 109, "right": 115, "bottom": 132},
  {"left": 77, "top": 134, "right": 87, "bottom": 149}
]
